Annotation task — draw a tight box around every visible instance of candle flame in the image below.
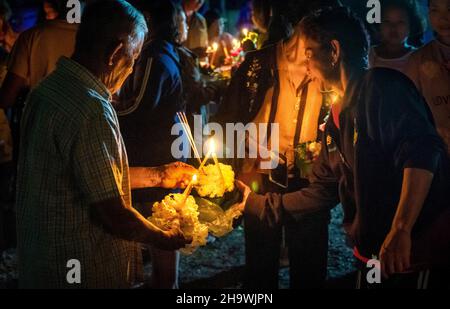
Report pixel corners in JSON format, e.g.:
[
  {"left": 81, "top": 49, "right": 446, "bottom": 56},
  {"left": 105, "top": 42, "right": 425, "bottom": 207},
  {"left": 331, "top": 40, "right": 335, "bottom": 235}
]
[
  {"left": 192, "top": 174, "right": 198, "bottom": 183},
  {"left": 208, "top": 138, "right": 216, "bottom": 153},
  {"left": 242, "top": 28, "right": 249, "bottom": 36},
  {"left": 212, "top": 42, "right": 219, "bottom": 52}
]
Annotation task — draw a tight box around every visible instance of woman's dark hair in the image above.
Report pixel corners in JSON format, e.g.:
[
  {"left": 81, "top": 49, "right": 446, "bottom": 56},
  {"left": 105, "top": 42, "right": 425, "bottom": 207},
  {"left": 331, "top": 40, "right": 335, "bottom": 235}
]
[
  {"left": 138, "top": 0, "right": 180, "bottom": 43},
  {"left": 300, "top": 6, "right": 370, "bottom": 70},
  {"left": 74, "top": 0, "right": 147, "bottom": 66},
  {"left": 262, "top": 0, "right": 343, "bottom": 47},
  {"left": 282, "top": 0, "right": 342, "bottom": 27},
  {"left": 380, "top": 0, "right": 425, "bottom": 48}
]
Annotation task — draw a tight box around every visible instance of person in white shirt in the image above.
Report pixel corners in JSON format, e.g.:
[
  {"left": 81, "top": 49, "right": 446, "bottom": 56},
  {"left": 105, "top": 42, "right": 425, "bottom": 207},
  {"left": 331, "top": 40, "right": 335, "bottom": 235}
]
[{"left": 369, "top": 0, "right": 424, "bottom": 73}]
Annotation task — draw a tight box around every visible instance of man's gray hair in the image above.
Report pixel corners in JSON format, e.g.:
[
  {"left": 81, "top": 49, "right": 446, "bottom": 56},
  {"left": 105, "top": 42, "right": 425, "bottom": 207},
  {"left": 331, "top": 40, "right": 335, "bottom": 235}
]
[{"left": 74, "top": 0, "right": 148, "bottom": 64}]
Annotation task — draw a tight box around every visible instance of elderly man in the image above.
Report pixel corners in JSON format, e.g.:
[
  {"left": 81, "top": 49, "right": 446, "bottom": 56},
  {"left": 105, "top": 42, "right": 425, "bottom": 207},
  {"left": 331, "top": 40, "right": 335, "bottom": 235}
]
[{"left": 16, "top": 0, "right": 194, "bottom": 289}]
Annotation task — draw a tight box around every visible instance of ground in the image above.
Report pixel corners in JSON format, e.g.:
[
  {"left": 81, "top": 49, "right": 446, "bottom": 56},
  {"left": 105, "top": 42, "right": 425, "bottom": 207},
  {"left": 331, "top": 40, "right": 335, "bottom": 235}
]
[{"left": 0, "top": 206, "right": 356, "bottom": 289}]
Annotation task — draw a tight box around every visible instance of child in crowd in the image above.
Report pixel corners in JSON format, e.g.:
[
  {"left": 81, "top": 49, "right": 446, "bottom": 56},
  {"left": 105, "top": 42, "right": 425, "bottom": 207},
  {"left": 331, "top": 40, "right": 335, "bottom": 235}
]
[{"left": 369, "top": 0, "right": 424, "bottom": 72}]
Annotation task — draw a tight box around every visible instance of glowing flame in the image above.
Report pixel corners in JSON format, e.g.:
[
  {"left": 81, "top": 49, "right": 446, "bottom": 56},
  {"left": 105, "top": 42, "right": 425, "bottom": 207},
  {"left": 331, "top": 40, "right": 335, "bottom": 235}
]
[
  {"left": 242, "top": 28, "right": 249, "bottom": 37},
  {"left": 208, "top": 139, "right": 216, "bottom": 153},
  {"left": 212, "top": 42, "right": 219, "bottom": 52}
]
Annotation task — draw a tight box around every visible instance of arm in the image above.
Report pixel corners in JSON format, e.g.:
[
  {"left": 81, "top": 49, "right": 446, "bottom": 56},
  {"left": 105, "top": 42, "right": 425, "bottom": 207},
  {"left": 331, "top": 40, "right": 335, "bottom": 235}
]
[
  {"left": 365, "top": 71, "right": 445, "bottom": 276},
  {"left": 129, "top": 162, "right": 196, "bottom": 190},
  {"left": 379, "top": 168, "right": 434, "bottom": 277},
  {"left": 241, "top": 134, "right": 340, "bottom": 227},
  {"left": 91, "top": 196, "right": 188, "bottom": 251},
  {"left": 72, "top": 111, "right": 190, "bottom": 250}
]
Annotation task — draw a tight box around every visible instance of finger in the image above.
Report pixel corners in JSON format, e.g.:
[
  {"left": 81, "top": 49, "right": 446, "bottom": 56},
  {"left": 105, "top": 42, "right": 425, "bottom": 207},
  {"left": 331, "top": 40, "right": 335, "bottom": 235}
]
[
  {"left": 386, "top": 255, "right": 395, "bottom": 276},
  {"left": 380, "top": 255, "right": 388, "bottom": 279},
  {"left": 394, "top": 256, "right": 404, "bottom": 274},
  {"left": 403, "top": 252, "right": 411, "bottom": 272},
  {"left": 178, "top": 162, "right": 197, "bottom": 174},
  {"left": 235, "top": 180, "right": 249, "bottom": 192},
  {"left": 380, "top": 250, "right": 389, "bottom": 279}
]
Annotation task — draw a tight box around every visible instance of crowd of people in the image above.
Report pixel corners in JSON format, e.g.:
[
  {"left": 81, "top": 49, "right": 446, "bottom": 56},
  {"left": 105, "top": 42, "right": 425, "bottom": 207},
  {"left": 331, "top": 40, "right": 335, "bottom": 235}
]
[{"left": 0, "top": 0, "right": 448, "bottom": 289}]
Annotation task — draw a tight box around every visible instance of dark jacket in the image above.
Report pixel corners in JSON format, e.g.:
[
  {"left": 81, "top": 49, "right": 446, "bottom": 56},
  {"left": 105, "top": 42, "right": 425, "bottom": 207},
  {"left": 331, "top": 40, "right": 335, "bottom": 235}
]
[
  {"left": 116, "top": 39, "right": 184, "bottom": 202},
  {"left": 246, "top": 68, "right": 450, "bottom": 266},
  {"left": 215, "top": 45, "right": 278, "bottom": 126}
]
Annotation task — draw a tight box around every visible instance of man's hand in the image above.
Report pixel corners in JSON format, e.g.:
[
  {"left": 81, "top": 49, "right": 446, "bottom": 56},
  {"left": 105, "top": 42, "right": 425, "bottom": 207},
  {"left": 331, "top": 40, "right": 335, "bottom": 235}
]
[
  {"left": 379, "top": 228, "right": 412, "bottom": 278},
  {"left": 159, "top": 162, "right": 197, "bottom": 189},
  {"left": 152, "top": 219, "right": 192, "bottom": 251}
]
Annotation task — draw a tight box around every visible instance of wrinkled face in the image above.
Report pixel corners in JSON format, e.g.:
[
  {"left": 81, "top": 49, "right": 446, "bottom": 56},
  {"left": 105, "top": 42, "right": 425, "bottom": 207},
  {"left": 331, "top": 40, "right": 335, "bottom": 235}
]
[
  {"left": 380, "top": 7, "right": 410, "bottom": 46},
  {"left": 303, "top": 36, "right": 339, "bottom": 87},
  {"left": 184, "top": 0, "right": 205, "bottom": 13},
  {"left": 429, "top": 0, "right": 450, "bottom": 42},
  {"left": 107, "top": 35, "right": 144, "bottom": 94},
  {"left": 178, "top": 11, "right": 189, "bottom": 44}
]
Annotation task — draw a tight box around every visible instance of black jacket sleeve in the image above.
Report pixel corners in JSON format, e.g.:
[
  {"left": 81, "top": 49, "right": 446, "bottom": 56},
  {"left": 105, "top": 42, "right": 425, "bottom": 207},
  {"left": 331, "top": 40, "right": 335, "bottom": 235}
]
[
  {"left": 245, "top": 132, "right": 340, "bottom": 227},
  {"left": 362, "top": 69, "right": 444, "bottom": 173}
]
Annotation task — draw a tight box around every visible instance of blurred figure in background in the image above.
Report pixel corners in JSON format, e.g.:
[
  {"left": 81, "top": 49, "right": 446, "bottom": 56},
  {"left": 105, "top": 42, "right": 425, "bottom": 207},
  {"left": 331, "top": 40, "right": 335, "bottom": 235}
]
[
  {"left": 205, "top": 9, "right": 233, "bottom": 67},
  {"left": 176, "top": 6, "right": 226, "bottom": 123},
  {"left": 369, "top": 0, "right": 424, "bottom": 73},
  {"left": 406, "top": 0, "right": 450, "bottom": 155},
  {"left": 250, "top": 0, "right": 271, "bottom": 48},
  {"left": 0, "top": 0, "right": 78, "bottom": 110},
  {"left": 0, "top": 0, "right": 17, "bottom": 54},
  {"left": 182, "top": 0, "right": 208, "bottom": 58}
]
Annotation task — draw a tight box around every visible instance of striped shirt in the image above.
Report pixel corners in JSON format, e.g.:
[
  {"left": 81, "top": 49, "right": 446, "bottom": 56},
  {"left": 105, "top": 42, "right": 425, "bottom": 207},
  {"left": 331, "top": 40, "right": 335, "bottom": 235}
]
[{"left": 16, "top": 57, "right": 142, "bottom": 289}]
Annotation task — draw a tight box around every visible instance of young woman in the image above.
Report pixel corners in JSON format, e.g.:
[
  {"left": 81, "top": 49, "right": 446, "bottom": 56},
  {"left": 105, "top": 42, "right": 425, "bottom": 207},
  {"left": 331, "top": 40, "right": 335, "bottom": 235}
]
[{"left": 369, "top": 0, "right": 424, "bottom": 73}]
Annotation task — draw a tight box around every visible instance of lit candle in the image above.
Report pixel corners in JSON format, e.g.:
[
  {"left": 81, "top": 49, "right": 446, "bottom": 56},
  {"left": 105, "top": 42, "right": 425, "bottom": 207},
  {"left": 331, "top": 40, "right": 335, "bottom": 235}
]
[
  {"left": 182, "top": 174, "right": 198, "bottom": 204},
  {"left": 209, "top": 140, "right": 225, "bottom": 188},
  {"left": 211, "top": 42, "right": 219, "bottom": 68},
  {"left": 198, "top": 139, "right": 215, "bottom": 171},
  {"left": 242, "top": 28, "right": 249, "bottom": 37}
]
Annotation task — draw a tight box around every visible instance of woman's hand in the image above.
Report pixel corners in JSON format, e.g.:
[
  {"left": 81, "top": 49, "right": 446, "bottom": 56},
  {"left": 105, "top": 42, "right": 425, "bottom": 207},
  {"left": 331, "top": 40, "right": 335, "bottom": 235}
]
[{"left": 379, "top": 228, "right": 412, "bottom": 278}]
